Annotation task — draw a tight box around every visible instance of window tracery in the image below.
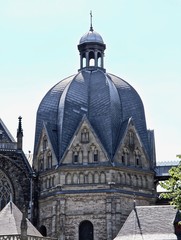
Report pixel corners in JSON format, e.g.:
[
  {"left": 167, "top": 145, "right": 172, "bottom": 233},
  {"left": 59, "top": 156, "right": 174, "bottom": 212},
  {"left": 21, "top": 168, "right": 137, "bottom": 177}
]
[
  {"left": 100, "top": 172, "right": 106, "bottom": 183},
  {"left": 90, "top": 143, "right": 99, "bottom": 162},
  {"left": 129, "top": 131, "right": 135, "bottom": 150},
  {"left": 43, "top": 136, "right": 48, "bottom": 151},
  {"left": 72, "top": 144, "right": 82, "bottom": 163},
  {"left": 81, "top": 127, "right": 89, "bottom": 143},
  {"left": 0, "top": 170, "right": 13, "bottom": 210},
  {"left": 134, "top": 148, "right": 141, "bottom": 167},
  {"left": 121, "top": 146, "right": 129, "bottom": 165},
  {"left": 38, "top": 154, "right": 44, "bottom": 171},
  {"left": 46, "top": 151, "right": 52, "bottom": 169}
]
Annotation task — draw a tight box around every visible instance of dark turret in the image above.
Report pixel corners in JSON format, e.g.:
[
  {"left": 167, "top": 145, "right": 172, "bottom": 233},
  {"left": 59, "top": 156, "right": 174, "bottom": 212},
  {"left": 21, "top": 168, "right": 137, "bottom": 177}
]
[{"left": 17, "top": 116, "right": 23, "bottom": 150}]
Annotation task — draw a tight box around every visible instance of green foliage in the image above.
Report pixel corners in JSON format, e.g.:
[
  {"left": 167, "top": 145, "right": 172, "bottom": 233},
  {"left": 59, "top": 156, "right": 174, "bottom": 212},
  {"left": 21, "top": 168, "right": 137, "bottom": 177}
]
[{"left": 160, "top": 162, "right": 181, "bottom": 210}]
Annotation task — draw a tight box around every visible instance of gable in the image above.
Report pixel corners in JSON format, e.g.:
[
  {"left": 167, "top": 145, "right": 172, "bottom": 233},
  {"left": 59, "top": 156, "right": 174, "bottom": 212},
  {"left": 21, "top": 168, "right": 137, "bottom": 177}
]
[
  {"left": 33, "top": 124, "right": 58, "bottom": 172},
  {"left": 0, "top": 202, "right": 42, "bottom": 236},
  {"left": 0, "top": 119, "right": 15, "bottom": 143},
  {"left": 114, "top": 119, "right": 150, "bottom": 170},
  {"left": 61, "top": 118, "right": 109, "bottom": 165},
  {"left": 114, "top": 205, "right": 178, "bottom": 240}
]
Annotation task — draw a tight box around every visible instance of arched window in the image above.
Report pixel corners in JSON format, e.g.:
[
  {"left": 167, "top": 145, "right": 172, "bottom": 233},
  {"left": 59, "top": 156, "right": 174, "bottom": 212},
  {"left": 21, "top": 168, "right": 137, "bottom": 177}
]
[
  {"left": 38, "top": 154, "right": 44, "bottom": 171},
  {"left": 39, "top": 225, "right": 47, "bottom": 237},
  {"left": 88, "top": 172, "right": 93, "bottom": 184},
  {"left": 121, "top": 155, "right": 125, "bottom": 164},
  {"left": 89, "top": 51, "right": 95, "bottom": 66},
  {"left": 65, "top": 173, "right": 72, "bottom": 185},
  {"left": 89, "top": 144, "right": 99, "bottom": 163},
  {"left": 43, "top": 136, "right": 48, "bottom": 151},
  {"left": 72, "top": 144, "right": 81, "bottom": 164},
  {"left": 93, "top": 150, "right": 98, "bottom": 162},
  {"left": 82, "top": 53, "right": 86, "bottom": 68},
  {"left": 81, "top": 127, "right": 89, "bottom": 143},
  {"left": 100, "top": 172, "right": 106, "bottom": 184},
  {"left": 79, "top": 220, "right": 94, "bottom": 240},
  {"left": 0, "top": 170, "right": 13, "bottom": 210},
  {"left": 122, "top": 146, "right": 129, "bottom": 165},
  {"left": 47, "top": 151, "right": 52, "bottom": 169},
  {"left": 134, "top": 148, "right": 141, "bottom": 167},
  {"left": 73, "top": 173, "right": 78, "bottom": 184},
  {"left": 79, "top": 173, "right": 84, "bottom": 184},
  {"left": 94, "top": 172, "right": 99, "bottom": 184},
  {"left": 129, "top": 131, "right": 135, "bottom": 150},
  {"left": 97, "top": 52, "right": 102, "bottom": 67}
]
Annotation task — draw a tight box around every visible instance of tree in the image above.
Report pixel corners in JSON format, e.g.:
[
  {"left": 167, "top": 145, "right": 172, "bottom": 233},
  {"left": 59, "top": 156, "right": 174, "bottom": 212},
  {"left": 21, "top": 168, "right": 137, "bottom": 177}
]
[{"left": 160, "top": 155, "right": 181, "bottom": 209}]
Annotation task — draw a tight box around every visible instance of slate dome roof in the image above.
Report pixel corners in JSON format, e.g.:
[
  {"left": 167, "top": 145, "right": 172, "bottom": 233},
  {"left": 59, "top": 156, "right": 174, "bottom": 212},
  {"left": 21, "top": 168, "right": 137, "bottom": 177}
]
[
  {"left": 34, "top": 27, "right": 152, "bottom": 163},
  {"left": 79, "top": 30, "right": 104, "bottom": 44},
  {"left": 34, "top": 70, "right": 149, "bottom": 161}
]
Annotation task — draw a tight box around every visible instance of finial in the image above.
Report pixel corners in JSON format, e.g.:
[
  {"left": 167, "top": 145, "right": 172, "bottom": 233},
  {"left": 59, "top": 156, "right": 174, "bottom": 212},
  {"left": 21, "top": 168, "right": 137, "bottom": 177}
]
[
  {"left": 90, "top": 10, "right": 93, "bottom": 31},
  {"left": 18, "top": 116, "right": 23, "bottom": 135},
  {"left": 17, "top": 116, "right": 23, "bottom": 150}
]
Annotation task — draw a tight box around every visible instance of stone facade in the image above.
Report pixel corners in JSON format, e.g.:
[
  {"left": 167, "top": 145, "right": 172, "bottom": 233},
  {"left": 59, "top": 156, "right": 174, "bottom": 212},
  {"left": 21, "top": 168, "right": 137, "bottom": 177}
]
[
  {"left": 34, "top": 118, "right": 155, "bottom": 239},
  {"left": 0, "top": 119, "right": 32, "bottom": 213}
]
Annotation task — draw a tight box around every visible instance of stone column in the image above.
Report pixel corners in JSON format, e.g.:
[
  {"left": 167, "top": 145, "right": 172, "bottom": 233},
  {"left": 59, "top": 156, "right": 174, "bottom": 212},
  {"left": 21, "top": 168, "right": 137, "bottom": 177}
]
[
  {"left": 57, "top": 199, "right": 66, "bottom": 240},
  {"left": 106, "top": 198, "right": 112, "bottom": 240}
]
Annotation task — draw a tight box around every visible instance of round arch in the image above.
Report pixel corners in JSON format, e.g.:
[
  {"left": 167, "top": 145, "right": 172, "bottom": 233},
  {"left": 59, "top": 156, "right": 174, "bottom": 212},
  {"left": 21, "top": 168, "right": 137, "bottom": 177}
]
[
  {"left": 39, "top": 225, "right": 47, "bottom": 237},
  {"left": 79, "top": 220, "right": 94, "bottom": 240}
]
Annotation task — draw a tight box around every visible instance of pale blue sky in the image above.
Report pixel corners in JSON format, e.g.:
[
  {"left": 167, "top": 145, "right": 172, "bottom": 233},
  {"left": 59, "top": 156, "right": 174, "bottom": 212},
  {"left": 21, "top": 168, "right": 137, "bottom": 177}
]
[{"left": 1, "top": 0, "right": 181, "bottom": 163}]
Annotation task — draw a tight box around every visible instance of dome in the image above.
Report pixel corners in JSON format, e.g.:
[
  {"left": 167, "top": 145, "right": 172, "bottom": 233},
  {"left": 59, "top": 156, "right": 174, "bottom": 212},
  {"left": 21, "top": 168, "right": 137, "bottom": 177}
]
[
  {"left": 79, "top": 30, "right": 104, "bottom": 44},
  {"left": 34, "top": 69, "right": 150, "bottom": 160}
]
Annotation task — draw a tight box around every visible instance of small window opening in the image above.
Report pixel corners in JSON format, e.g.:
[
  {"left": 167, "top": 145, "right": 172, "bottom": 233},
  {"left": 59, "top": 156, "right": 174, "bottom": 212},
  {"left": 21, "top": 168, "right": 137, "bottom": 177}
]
[
  {"left": 74, "top": 154, "right": 79, "bottom": 163},
  {"left": 122, "top": 155, "right": 125, "bottom": 164},
  {"left": 94, "top": 152, "right": 98, "bottom": 162},
  {"left": 98, "top": 52, "right": 102, "bottom": 67}
]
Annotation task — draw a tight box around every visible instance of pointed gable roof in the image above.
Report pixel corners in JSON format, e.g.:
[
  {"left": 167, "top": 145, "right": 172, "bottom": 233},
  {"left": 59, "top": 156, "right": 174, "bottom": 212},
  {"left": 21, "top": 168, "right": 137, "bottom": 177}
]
[
  {"left": 61, "top": 115, "right": 110, "bottom": 164},
  {"left": 43, "top": 121, "right": 58, "bottom": 160},
  {"left": 0, "top": 202, "right": 42, "bottom": 237},
  {"left": 114, "top": 205, "right": 178, "bottom": 240},
  {"left": 0, "top": 118, "right": 15, "bottom": 143},
  {"left": 114, "top": 118, "right": 150, "bottom": 162}
]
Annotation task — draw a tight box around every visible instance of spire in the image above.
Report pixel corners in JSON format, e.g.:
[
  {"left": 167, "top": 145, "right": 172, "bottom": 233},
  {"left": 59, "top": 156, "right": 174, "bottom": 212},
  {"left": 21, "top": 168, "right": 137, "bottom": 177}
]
[
  {"left": 17, "top": 116, "right": 23, "bottom": 150},
  {"left": 90, "top": 10, "right": 93, "bottom": 31}
]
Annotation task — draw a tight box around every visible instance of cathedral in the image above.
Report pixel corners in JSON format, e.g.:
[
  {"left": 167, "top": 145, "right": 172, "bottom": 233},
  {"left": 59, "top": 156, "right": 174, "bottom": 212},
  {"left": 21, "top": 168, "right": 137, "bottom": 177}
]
[{"left": 0, "top": 21, "right": 157, "bottom": 240}]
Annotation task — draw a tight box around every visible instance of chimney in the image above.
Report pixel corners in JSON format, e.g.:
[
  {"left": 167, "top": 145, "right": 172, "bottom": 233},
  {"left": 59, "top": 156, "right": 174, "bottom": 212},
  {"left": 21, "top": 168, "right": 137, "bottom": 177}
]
[{"left": 17, "top": 116, "right": 23, "bottom": 150}]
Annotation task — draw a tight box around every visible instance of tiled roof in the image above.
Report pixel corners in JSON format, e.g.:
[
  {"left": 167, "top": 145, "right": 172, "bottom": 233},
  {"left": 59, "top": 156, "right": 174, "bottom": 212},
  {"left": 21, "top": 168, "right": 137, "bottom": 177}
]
[
  {"left": 114, "top": 205, "right": 179, "bottom": 240},
  {"left": 0, "top": 202, "right": 42, "bottom": 237}
]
